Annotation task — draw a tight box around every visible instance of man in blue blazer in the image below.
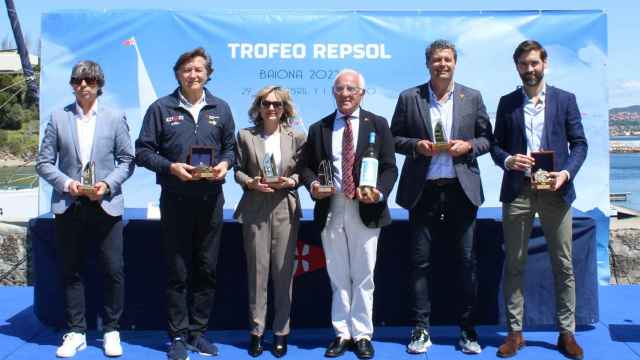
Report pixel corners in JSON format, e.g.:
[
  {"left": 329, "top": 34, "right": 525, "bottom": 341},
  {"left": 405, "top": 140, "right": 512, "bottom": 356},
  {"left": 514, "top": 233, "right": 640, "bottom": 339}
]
[
  {"left": 36, "top": 60, "right": 134, "bottom": 358},
  {"left": 491, "top": 40, "right": 587, "bottom": 360},
  {"left": 390, "top": 40, "right": 492, "bottom": 355}
]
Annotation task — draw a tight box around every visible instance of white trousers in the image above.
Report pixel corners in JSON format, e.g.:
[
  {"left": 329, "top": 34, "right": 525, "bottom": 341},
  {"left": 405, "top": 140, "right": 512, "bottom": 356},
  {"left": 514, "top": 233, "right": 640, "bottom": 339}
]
[{"left": 321, "top": 194, "right": 380, "bottom": 341}]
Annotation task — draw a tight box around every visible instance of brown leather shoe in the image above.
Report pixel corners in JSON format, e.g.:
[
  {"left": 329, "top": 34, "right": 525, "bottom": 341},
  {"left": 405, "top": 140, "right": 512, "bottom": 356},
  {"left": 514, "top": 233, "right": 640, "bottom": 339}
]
[
  {"left": 497, "top": 331, "right": 525, "bottom": 358},
  {"left": 557, "top": 332, "right": 584, "bottom": 360}
]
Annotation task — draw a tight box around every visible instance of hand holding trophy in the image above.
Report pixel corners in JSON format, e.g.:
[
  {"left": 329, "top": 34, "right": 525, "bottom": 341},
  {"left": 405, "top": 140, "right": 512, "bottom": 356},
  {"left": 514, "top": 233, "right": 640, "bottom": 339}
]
[
  {"left": 188, "top": 145, "right": 215, "bottom": 179},
  {"left": 78, "top": 161, "right": 97, "bottom": 196},
  {"left": 432, "top": 119, "right": 452, "bottom": 153},
  {"left": 310, "top": 159, "right": 335, "bottom": 199},
  {"left": 261, "top": 152, "right": 281, "bottom": 185},
  {"left": 531, "top": 151, "right": 556, "bottom": 190}
]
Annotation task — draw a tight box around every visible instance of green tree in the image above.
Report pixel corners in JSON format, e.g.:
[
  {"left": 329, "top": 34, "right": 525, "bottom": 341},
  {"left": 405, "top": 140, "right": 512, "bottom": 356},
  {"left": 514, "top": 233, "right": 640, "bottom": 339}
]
[{"left": 0, "top": 70, "right": 39, "bottom": 158}]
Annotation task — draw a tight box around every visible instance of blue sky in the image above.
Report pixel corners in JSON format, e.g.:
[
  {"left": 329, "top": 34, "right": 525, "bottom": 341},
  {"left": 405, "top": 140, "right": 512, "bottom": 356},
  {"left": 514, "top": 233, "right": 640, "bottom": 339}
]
[{"left": 1, "top": 0, "right": 638, "bottom": 109}]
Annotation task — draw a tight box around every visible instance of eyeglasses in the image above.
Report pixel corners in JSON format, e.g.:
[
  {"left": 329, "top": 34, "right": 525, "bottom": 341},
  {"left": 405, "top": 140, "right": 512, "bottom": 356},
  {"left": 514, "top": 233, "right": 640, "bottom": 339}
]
[
  {"left": 70, "top": 77, "right": 99, "bottom": 86},
  {"left": 260, "top": 100, "right": 283, "bottom": 109},
  {"left": 333, "top": 85, "right": 362, "bottom": 95}
]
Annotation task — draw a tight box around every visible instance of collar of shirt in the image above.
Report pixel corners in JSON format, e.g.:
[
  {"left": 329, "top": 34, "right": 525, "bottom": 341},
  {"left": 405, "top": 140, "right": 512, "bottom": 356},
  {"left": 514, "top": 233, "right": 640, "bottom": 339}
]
[
  {"left": 521, "top": 83, "right": 547, "bottom": 107},
  {"left": 428, "top": 83, "right": 455, "bottom": 105},
  {"left": 335, "top": 107, "right": 360, "bottom": 122},
  {"left": 75, "top": 101, "right": 98, "bottom": 120},
  {"left": 179, "top": 90, "right": 207, "bottom": 122},
  {"left": 178, "top": 90, "right": 206, "bottom": 108}
]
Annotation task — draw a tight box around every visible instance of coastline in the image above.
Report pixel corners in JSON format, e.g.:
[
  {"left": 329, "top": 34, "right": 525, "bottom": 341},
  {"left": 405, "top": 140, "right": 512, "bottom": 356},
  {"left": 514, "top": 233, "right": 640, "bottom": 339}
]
[
  {"left": 0, "top": 160, "right": 28, "bottom": 167},
  {"left": 610, "top": 145, "right": 640, "bottom": 153}
]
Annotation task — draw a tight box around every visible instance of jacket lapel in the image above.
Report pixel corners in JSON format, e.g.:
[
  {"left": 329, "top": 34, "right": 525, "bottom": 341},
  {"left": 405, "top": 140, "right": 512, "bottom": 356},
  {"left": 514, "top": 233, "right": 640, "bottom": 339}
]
[
  {"left": 542, "top": 86, "right": 556, "bottom": 150},
  {"left": 451, "top": 84, "right": 463, "bottom": 140},
  {"left": 355, "top": 109, "right": 372, "bottom": 159},
  {"left": 250, "top": 127, "right": 266, "bottom": 174},
  {"left": 280, "top": 127, "right": 294, "bottom": 176},
  {"left": 66, "top": 105, "right": 82, "bottom": 163},
  {"left": 417, "top": 84, "right": 433, "bottom": 141},
  {"left": 88, "top": 109, "right": 104, "bottom": 163},
  {"left": 514, "top": 94, "right": 526, "bottom": 153},
  {"left": 321, "top": 113, "right": 335, "bottom": 160}
]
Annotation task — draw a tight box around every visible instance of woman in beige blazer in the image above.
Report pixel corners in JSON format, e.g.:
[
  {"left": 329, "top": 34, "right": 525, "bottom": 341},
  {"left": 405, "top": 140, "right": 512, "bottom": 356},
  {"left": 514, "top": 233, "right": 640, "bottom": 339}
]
[{"left": 234, "top": 85, "right": 306, "bottom": 358}]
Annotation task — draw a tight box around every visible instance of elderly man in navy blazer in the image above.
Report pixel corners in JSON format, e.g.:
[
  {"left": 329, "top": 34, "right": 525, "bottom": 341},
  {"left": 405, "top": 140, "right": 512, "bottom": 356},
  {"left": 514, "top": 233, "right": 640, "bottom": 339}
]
[
  {"left": 491, "top": 40, "right": 587, "bottom": 360},
  {"left": 390, "top": 39, "right": 492, "bottom": 355},
  {"left": 36, "top": 60, "right": 134, "bottom": 358}
]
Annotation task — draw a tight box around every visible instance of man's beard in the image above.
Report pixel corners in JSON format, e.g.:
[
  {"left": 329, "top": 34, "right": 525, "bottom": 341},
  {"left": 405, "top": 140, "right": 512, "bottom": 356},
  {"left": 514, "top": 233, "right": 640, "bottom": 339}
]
[{"left": 521, "top": 71, "right": 543, "bottom": 86}]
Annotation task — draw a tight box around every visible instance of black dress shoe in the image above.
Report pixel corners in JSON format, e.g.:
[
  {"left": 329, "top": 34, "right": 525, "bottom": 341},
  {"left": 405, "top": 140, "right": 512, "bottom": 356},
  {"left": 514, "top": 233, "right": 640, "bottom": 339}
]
[
  {"left": 248, "top": 334, "right": 263, "bottom": 357},
  {"left": 325, "top": 337, "right": 353, "bottom": 357},
  {"left": 272, "top": 335, "right": 288, "bottom": 358},
  {"left": 354, "top": 338, "right": 374, "bottom": 359}
]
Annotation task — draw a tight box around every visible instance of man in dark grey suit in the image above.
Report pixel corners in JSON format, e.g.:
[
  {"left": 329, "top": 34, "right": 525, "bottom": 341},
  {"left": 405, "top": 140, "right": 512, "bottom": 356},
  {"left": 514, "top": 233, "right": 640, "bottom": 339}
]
[
  {"left": 390, "top": 40, "right": 492, "bottom": 355},
  {"left": 36, "top": 60, "right": 134, "bottom": 358}
]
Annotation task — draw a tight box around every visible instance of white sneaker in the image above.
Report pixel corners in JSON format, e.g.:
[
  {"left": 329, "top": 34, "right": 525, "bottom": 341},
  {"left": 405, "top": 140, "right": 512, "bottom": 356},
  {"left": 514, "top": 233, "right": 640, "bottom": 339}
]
[
  {"left": 103, "top": 331, "right": 123, "bottom": 357},
  {"left": 56, "top": 332, "right": 87, "bottom": 358},
  {"left": 407, "top": 328, "right": 432, "bottom": 354}
]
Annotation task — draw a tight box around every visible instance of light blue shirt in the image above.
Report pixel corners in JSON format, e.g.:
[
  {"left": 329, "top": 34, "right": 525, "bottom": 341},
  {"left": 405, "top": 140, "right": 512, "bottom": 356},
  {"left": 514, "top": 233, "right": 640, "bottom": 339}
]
[
  {"left": 426, "top": 84, "right": 456, "bottom": 180},
  {"left": 523, "top": 85, "right": 546, "bottom": 155}
]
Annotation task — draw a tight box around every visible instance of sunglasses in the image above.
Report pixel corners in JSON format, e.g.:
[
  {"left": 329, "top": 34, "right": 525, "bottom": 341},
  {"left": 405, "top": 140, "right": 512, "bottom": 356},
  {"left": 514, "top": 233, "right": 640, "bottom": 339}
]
[
  {"left": 260, "top": 100, "right": 283, "bottom": 109},
  {"left": 70, "top": 77, "right": 99, "bottom": 86}
]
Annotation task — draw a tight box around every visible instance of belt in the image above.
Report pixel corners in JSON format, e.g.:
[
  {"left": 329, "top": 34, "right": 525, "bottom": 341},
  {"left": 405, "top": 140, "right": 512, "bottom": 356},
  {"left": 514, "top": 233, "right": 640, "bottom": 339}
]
[{"left": 426, "top": 178, "right": 458, "bottom": 187}]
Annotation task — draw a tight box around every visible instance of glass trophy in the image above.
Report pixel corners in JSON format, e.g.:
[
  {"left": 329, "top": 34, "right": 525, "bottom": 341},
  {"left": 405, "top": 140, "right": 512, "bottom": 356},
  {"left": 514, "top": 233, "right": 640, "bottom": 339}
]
[
  {"left": 432, "top": 119, "right": 452, "bottom": 152},
  {"left": 261, "top": 152, "right": 281, "bottom": 184},
  {"left": 317, "top": 159, "right": 335, "bottom": 193},
  {"left": 78, "top": 161, "right": 97, "bottom": 195},
  {"left": 188, "top": 145, "right": 215, "bottom": 178},
  {"left": 531, "top": 151, "right": 556, "bottom": 190}
]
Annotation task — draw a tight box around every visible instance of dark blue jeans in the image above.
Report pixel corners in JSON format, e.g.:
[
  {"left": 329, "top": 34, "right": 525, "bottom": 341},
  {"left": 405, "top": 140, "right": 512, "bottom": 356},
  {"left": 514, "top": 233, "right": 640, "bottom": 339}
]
[{"left": 409, "top": 180, "right": 478, "bottom": 331}]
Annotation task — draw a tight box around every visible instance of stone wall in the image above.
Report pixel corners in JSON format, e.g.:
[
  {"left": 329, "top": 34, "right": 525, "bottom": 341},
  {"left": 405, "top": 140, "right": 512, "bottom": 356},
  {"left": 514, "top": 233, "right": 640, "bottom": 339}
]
[
  {"left": 609, "top": 217, "right": 640, "bottom": 284},
  {"left": 0, "top": 222, "right": 30, "bottom": 285}
]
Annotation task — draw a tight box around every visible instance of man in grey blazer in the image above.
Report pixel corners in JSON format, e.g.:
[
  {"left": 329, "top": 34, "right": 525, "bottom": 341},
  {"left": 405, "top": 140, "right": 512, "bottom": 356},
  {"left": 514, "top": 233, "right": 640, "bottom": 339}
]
[
  {"left": 36, "top": 60, "right": 134, "bottom": 358},
  {"left": 390, "top": 40, "right": 492, "bottom": 355}
]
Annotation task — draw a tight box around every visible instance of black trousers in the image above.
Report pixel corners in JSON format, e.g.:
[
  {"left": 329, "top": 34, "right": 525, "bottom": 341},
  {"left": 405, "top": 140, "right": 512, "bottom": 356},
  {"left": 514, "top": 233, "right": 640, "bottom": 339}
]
[
  {"left": 54, "top": 199, "right": 124, "bottom": 333},
  {"left": 160, "top": 190, "right": 224, "bottom": 340},
  {"left": 409, "top": 180, "right": 478, "bottom": 331}
]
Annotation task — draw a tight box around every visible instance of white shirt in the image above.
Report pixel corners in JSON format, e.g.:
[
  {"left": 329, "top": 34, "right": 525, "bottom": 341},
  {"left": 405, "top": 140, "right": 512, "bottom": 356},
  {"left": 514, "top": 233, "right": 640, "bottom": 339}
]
[
  {"left": 76, "top": 101, "right": 98, "bottom": 167},
  {"left": 331, "top": 108, "right": 360, "bottom": 193},
  {"left": 523, "top": 85, "right": 546, "bottom": 155},
  {"left": 522, "top": 85, "right": 546, "bottom": 177},
  {"left": 263, "top": 130, "right": 282, "bottom": 175},
  {"left": 426, "top": 84, "right": 456, "bottom": 180},
  {"left": 63, "top": 101, "right": 97, "bottom": 192},
  {"left": 179, "top": 90, "right": 207, "bottom": 122}
]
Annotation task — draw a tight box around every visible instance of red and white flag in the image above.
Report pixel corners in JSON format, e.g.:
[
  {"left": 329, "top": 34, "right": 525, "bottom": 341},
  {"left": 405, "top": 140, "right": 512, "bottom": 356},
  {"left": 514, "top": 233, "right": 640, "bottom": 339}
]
[{"left": 122, "top": 37, "right": 136, "bottom": 46}]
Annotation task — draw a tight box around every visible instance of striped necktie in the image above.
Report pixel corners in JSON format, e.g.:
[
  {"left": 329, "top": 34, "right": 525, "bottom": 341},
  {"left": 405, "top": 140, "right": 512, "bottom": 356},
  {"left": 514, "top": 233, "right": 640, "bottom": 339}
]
[{"left": 342, "top": 116, "right": 355, "bottom": 199}]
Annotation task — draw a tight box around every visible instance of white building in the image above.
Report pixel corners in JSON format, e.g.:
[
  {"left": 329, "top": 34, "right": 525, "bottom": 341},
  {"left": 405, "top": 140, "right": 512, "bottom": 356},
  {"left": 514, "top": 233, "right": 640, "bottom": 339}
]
[{"left": 0, "top": 49, "right": 38, "bottom": 73}]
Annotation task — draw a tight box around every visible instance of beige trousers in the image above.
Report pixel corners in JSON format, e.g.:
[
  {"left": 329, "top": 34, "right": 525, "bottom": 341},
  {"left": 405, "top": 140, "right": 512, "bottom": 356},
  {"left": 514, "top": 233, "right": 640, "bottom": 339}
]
[{"left": 242, "top": 193, "right": 298, "bottom": 336}]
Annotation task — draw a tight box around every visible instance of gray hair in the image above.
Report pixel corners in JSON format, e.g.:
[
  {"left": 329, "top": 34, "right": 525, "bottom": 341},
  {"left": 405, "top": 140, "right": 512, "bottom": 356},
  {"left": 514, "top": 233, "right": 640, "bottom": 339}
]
[
  {"left": 425, "top": 39, "right": 458, "bottom": 64},
  {"left": 334, "top": 68, "right": 366, "bottom": 90},
  {"left": 69, "top": 60, "right": 105, "bottom": 96}
]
